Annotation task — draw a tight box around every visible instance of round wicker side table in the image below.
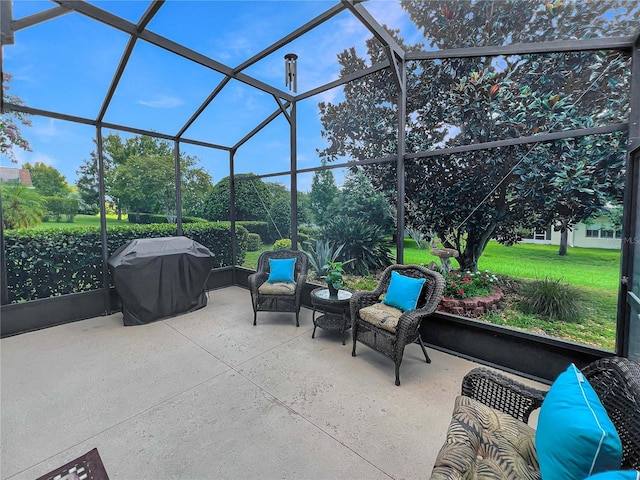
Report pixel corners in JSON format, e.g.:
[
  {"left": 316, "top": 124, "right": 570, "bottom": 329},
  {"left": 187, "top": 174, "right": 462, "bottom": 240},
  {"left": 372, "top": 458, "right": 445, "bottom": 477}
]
[{"left": 310, "top": 287, "right": 352, "bottom": 345}]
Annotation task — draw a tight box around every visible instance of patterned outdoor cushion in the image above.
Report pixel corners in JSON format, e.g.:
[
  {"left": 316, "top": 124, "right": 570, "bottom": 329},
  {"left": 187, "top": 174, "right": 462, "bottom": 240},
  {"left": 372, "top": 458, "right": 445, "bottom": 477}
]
[
  {"left": 359, "top": 302, "right": 402, "bottom": 333},
  {"left": 258, "top": 281, "right": 296, "bottom": 295},
  {"left": 430, "top": 395, "right": 540, "bottom": 480}
]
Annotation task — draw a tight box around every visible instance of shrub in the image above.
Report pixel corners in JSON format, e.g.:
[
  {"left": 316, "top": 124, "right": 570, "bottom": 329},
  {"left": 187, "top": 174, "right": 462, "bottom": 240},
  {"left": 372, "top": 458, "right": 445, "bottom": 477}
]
[
  {"left": 127, "top": 213, "right": 209, "bottom": 224},
  {"left": 4, "top": 222, "right": 248, "bottom": 303},
  {"left": 273, "top": 238, "right": 292, "bottom": 250},
  {"left": 297, "top": 225, "right": 319, "bottom": 246},
  {"left": 443, "top": 270, "right": 498, "bottom": 299},
  {"left": 182, "top": 216, "right": 208, "bottom": 223},
  {"left": 518, "top": 277, "right": 587, "bottom": 322},
  {"left": 127, "top": 213, "right": 168, "bottom": 224},
  {"left": 43, "top": 196, "right": 78, "bottom": 222},
  {"left": 406, "top": 227, "right": 431, "bottom": 249},
  {"left": 247, "top": 233, "right": 262, "bottom": 251},
  {"left": 322, "top": 215, "right": 393, "bottom": 276},
  {"left": 301, "top": 239, "right": 347, "bottom": 278},
  {"left": 236, "top": 221, "right": 275, "bottom": 243},
  {"left": 298, "top": 225, "right": 320, "bottom": 241}
]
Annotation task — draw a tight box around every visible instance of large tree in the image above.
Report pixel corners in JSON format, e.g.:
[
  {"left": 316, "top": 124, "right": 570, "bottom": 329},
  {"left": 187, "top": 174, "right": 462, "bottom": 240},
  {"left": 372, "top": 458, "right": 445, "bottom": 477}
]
[
  {"left": 203, "top": 174, "right": 271, "bottom": 222},
  {"left": 327, "top": 168, "right": 393, "bottom": 235},
  {"left": 203, "top": 174, "right": 309, "bottom": 241},
  {"left": 76, "top": 134, "right": 212, "bottom": 220},
  {"left": 22, "top": 162, "right": 70, "bottom": 197},
  {"left": 75, "top": 154, "right": 100, "bottom": 214},
  {"left": 308, "top": 160, "right": 339, "bottom": 227},
  {"left": 318, "top": 0, "right": 636, "bottom": 270}
]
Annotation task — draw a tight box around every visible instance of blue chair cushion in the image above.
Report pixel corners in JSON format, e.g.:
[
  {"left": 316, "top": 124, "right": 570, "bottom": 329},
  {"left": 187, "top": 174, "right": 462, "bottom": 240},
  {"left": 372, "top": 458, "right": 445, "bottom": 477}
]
[
  {"left": 536, "top": 363, "right": 622, "bottom": 480},
  {"left": 267, "top": 258, "right": 296, "bottom": 283},
  {"left": 381, "top": 270, "right": 426, "bottom": 312}
]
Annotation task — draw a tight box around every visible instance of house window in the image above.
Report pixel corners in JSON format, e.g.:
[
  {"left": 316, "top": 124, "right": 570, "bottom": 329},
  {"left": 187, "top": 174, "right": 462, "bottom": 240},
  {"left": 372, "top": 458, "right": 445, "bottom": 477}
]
[
  {"left": 586, "top": 229, "right": 600, "bottom": 238},
  {"left": 526, "top": 228, "right": 551, "bottom": 240},
  {"left": 601, "top": 229, "right": 614, "bottom": 238},
  {"left": 615, "top": 230, "right": 622, "bottom": 239},
  {"left": 533, "top": 230, "right": 547, "bottom": 240}
]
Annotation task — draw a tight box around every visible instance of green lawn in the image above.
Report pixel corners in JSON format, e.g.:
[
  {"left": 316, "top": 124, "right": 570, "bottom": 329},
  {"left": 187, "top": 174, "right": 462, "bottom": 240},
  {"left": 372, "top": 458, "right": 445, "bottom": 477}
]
[
  {"left": 404, "top": 239, "right": 619, "bottom": 350},
  {"left": 243, "top": 247, "right": 269, "bottom": 270},
  {"left": 33, "top": 214, "right": 129, "bottom": 229},
  {"left": 404, "top": 240, "right": 620, "bottom": 293}
]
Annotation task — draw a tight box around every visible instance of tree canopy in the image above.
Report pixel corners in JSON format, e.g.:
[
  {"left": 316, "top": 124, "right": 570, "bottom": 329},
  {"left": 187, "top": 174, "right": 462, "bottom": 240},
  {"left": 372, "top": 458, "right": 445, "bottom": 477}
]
[
  {"left": 308, "top": 162, "right": 339, "bottom": 228},
  {"left": 23, "top": 162, "right": 70, "bottom": 198},
  {"left": 318, "top": 0, "right": 636, "bottom": 270},
  {"left": 76, "top": 134, "right": 212, "bottom": 220},
  {"left": 327, "top": 169, "right": 393, "bottom": 235}
]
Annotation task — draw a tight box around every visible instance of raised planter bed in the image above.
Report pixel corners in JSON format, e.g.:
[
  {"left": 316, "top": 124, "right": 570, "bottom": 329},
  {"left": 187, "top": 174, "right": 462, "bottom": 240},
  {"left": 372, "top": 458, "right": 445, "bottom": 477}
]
[{"left": 438, "top": 288, "right": 504, "bottom": 318}]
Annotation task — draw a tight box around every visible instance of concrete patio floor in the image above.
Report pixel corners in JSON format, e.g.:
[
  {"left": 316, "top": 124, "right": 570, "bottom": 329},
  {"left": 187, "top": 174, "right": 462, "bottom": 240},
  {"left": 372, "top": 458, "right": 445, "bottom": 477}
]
[{"left": 1, "top": 286, "right": 544, "bottom": 480}]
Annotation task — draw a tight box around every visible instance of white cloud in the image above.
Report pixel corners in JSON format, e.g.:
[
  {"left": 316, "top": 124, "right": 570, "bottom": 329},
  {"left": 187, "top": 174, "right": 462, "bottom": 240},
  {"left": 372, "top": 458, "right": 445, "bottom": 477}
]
[
  {"left": 317, "top": 88, "right": 339, "bottom": 105},
  {"left": 138, "top": 95, "right": 184, "bottom": 108},
  {"left": 32, "top": 118, "right": 60, "bottom": 139},
  {"left": 211, "top": 33, "right": 256, "bottom": 64}
]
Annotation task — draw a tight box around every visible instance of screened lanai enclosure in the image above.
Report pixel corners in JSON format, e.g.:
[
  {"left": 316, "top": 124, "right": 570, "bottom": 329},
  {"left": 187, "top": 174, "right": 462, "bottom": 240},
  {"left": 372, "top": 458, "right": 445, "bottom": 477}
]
[{"left": 1, "top": 0, "right": 640, "bottom": 380}]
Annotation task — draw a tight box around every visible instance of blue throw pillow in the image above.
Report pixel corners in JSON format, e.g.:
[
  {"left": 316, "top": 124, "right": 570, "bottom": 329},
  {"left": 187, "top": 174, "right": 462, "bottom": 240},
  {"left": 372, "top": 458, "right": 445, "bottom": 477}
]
[
  {"left": 536, "top": 364, "right": 622, "bottom": 480},
  {"left": 584, "top": 472, "right": 640, "bottom": 480},
  {"left": 381, "top": 270, "right": 426, "bottom": 312},
  {"left": 267, "top": 258, "right": 296, "bottom": 283}
]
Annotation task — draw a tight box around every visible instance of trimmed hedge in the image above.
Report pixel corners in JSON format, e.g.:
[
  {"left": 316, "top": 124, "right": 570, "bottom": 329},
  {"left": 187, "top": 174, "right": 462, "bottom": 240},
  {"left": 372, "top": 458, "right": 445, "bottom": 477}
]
[
  {"left": 4, "top": 222, "right": 248, "bottom": 303},
  {"left": 236, "top": 221, "right": 279, "bottom": 244},
  {"left": 247, "top": 233, "right": 262, "bottom": 251},
  {"left": 127, "top": 213, "right": 208, "bottom": 224}
]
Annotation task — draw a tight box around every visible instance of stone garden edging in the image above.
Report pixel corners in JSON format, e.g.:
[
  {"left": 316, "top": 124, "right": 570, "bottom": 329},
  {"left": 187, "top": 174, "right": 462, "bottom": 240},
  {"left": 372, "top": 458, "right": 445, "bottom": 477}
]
[{"left": 437, "top": 288, "right": 505, "bottom": 318}]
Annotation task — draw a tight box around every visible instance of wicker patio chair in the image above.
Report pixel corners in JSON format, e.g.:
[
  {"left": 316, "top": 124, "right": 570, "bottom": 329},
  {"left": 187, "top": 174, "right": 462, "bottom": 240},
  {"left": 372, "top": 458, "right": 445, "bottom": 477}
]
[
  {"left": 248, "top": 249, "right": 308, "bottom": 327},
  {"left": 581, "top": 356, "right": 640, "bottom": 469},
  {"left": 430, "top": 356, "right": 640, "bottom": 479},
  {"left": 350, "top": 264, "right": 445, "bottom": 386}
]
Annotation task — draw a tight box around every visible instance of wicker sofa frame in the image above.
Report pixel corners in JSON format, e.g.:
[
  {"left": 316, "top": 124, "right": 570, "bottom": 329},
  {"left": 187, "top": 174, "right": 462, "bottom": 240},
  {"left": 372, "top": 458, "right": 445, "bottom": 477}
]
[
  {"left": 248, "top": 249, "right": 308, "bottom": 327},
  {"left": 430, "top": 356, "right": 640, "bottom": 479},
  {"left": 349, "top": 264, "right": 445, "bottom": 386}
]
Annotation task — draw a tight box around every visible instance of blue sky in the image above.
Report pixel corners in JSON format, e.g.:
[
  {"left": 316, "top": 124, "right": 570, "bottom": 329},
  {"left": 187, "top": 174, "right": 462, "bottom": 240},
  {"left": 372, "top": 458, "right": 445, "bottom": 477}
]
[{"left": 3, "top": 0, "right": 422, "bottom": 192}]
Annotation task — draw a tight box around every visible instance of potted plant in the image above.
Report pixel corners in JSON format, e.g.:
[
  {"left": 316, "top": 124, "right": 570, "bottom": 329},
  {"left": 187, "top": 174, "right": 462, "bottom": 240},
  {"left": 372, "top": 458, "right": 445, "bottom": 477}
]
[{"left": 323, "top": 260, "right": 346, "bottom": 297}]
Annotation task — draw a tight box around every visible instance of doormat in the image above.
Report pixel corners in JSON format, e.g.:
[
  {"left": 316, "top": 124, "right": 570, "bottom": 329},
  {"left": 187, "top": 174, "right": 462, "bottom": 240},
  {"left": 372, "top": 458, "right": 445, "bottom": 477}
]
[{"left": 36, "top": 448, "right": 109, "bottom": 480}]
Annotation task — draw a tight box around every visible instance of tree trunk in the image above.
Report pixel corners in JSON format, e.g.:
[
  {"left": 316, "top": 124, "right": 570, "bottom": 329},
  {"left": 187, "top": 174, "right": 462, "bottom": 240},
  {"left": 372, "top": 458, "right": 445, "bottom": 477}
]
[
  {"left": 559, "top": 229, "right": 568, "bottom": 256},
  {"left": 457, "top": 248, "right": 479, "bottom": 272},
  {"left": 456, "top": 238, "right": 489, "bottom": 272}
]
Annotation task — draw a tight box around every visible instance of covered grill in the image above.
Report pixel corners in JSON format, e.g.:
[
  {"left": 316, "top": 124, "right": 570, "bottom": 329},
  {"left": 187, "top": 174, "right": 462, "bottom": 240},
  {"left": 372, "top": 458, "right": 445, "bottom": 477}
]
[{"left": 108, "top": 236, "right": 215, "bottom": 325}]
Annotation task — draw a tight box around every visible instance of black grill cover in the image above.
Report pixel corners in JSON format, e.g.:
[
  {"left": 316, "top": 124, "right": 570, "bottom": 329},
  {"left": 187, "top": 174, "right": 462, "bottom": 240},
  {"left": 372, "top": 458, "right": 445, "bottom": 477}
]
[{"left": 108, "top": 236, "right": 215, "bottom": 326}]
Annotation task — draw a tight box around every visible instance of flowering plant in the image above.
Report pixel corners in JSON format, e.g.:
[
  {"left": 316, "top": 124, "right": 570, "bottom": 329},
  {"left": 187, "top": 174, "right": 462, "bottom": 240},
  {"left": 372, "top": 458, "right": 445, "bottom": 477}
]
[
  {"left": 1, "top": 73, "right": 32, "bottom": 163},
  {"left": 443, "top": 270, "right": 498, "bottom": 299}
]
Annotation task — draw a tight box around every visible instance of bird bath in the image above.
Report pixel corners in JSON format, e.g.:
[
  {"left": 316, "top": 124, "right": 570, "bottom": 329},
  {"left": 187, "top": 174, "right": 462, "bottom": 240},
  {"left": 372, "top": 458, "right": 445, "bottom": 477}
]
[{"left": 430, "top": 248, "right": 459, "bottom": 275}]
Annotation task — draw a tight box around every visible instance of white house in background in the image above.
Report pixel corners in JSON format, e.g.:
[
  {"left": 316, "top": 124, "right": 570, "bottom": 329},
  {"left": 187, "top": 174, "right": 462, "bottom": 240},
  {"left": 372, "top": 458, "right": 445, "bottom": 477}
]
[{"left": 522, "top": 215, "right": 622, "bottom": 250}]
